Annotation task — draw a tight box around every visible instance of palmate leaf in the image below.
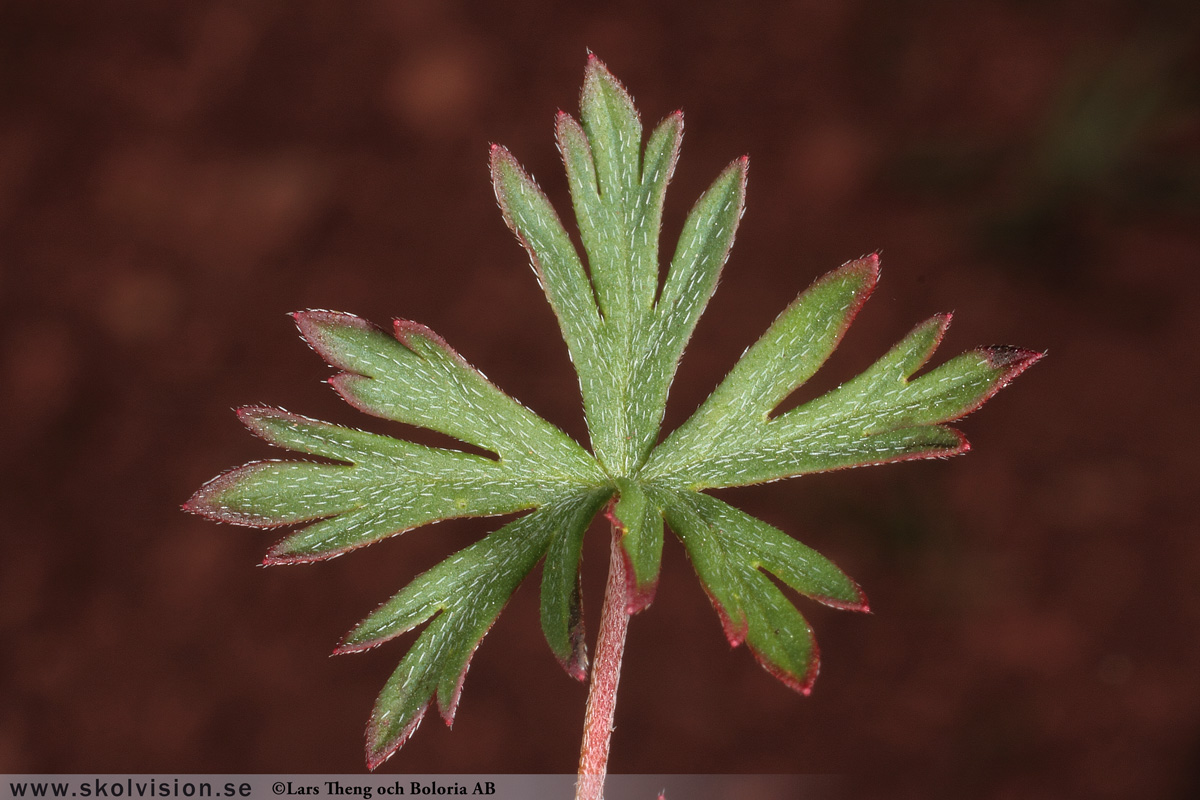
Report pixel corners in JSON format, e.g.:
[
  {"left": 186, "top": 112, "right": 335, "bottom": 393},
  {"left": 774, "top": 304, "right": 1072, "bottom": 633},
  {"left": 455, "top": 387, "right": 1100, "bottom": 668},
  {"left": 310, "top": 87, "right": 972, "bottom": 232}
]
[{"left": 186, "top": 55, "right": 1041, "bottom": 769}]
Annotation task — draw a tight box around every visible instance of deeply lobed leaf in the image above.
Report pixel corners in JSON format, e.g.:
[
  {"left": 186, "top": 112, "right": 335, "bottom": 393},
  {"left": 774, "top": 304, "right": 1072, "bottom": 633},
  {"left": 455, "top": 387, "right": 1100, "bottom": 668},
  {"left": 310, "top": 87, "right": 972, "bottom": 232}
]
[
  {"left": 643, "top": 257, "right": 1043, "bottom": 490},
  {"left": 186, "top": 55, "right": 1041, "bottom": 770},
  {"left": 660, "top": 489, "right": 866, "bottom": 693},
  {"left": 293, "top": 310, "right": 600, "bottom": 480},
  {"left": 185, "top": 408, "right": 559, "bottom": 562},
  {"left": 499, "top": 60, "right": 747, "bottom": 482},
  {"left": 339, "top": 488, "right": 610, "bottom": 769}
]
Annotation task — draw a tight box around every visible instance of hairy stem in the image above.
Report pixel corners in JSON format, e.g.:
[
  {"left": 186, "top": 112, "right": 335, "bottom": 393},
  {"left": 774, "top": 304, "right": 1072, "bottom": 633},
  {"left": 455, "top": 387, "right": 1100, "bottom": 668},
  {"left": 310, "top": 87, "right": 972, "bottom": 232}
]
[{"left": 575, "top": 519, "right": 631, "bottom": 800}]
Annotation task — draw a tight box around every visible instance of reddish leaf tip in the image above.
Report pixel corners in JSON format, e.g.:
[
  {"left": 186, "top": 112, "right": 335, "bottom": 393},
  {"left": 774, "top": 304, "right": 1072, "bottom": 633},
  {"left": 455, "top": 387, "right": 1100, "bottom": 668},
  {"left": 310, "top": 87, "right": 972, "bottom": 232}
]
[
  {"left": 292, "top": 310, "right": 383, "bottom": 371},
  {"left": 624, "top": 573, "right": 659, "bottom": 616},
  {"left": 262, "top": 546, "right": 341, "bottom": 566},
  {"left": 561, "top": 655, "right": 588, "bottom": 683},
  {"left": 393, "top": 318, "right": 474, "bottom": 371},
  {"left": 699, "top": 583, "right": 748, "bottom": 647},
  {"left": 814, "top": 594, "right": 870, "bottom": 614},
  {"left": 392, "top": 317, "right": 435, "bottom": 344},
  {"left": 614, "top": 532, "right": 660, "bottom": 614},
  {"left": 583, "top": 53, "right": 610, "bottom": 77},
  {"left": 859, "top": 251, "right": 883, "bottom": 276},
  {"left": 234, "top": 404, "right": 284, "bottom": 430},
  {"left": 292, "top": 308, "right": 363, "bottom": 329},
  {"left": 183, "top": 464, "right": 280, "bottom": 528},
  {"left": 365, "top": 705, "right": 428, "bottom": 772},
  {"left": 982, "top": 346, "right": 1045, "bottom": 374},
  {"left": 488, "top": 144, "right": 518, "bottom": 175},
  {"left": 811, "top": 572, "right": 870, "bottom": 613},
  {"left": 756, "top": 634, "right": 821, "bottom": 696}
]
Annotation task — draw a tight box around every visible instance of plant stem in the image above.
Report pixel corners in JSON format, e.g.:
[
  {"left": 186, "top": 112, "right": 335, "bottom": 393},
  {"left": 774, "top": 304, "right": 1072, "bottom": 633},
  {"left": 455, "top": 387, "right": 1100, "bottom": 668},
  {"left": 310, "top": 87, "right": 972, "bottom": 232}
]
[{"left": 575, "top": 519, "right": 631, "bottom": 800}]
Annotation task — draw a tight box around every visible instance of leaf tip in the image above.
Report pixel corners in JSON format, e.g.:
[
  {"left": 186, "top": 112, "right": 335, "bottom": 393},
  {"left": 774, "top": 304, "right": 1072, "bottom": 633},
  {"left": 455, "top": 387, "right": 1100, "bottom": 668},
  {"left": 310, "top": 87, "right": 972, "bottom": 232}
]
[
  {"left": 392, "top": 318, "right": 462, "bottom": 363},
  {"left": 292, "top": 309, "right": 383, "bottom": 371},
  {"left": 234, "top": 404, "right": 288, "bottom": 439},
  {"left": 698, "top": 584, "right": 748, "bottom": 647},
  {"left": 263, "top": 541, "right": 343, "bottom": 566},
  {"left": 981, "top": 345, "right": 1045, "bottom": 375},
  {"left": 331, "top": 639, "right": 367, "bottom": 656},
  {"left": 557, "top": 589, "right": 590, "bottom": 683},
  {"left": 583, "top": 52, "right": 607, "bottom": 80},
  {"left": 814, "top": 589, "right": 871, "bottom": 614},
  {"left": 758, "top": 634, "right": 821, "bottom": 696},
  {"left": 859, "top": 251, "right": 883, "bottom": 279},
  {"left": 581, "top": 54, "right": 637, "bottom": 114},
  {"left": 366, "top": 705, "right": 428, "bottom": 772},
  {"left": 184, "top": 464, "right": 281, "bottom": 528},
  {"left": 623, "top": 565, "right": 659, "bottom": 615},
  {"left": 488, "top": 144, "right": 518, "bottom": 189},
  {"left": 438, "top": 674, "right": 466, "bottom": 729},
  {"left": 561, "top": 651, "right": 588, "bottom": 683},
  {"left": 948, "top": 346, "right": 1044, "bottom": 421}
]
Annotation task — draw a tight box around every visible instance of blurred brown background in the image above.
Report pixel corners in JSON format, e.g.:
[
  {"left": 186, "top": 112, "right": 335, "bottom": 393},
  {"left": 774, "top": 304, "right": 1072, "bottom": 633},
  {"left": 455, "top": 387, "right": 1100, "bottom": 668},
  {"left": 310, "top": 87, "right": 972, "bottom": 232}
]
[{"left": 2, "top": 1, "right": 1198, "bottom": 797}]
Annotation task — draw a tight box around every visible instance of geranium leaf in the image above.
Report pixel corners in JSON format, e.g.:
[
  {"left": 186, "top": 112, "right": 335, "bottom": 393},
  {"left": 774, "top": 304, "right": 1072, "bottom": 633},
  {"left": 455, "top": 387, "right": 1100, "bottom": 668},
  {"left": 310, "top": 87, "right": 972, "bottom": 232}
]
[
  {"left": 293, "top": 310, "right": 599, "bottom": 480},
  {"left": 539, "top": 489, "right": 606, "bottom": 681},
  {"left": 187, "top": 55, "right": 1040, "bottom": 770},
  {"left": 662, "top": 489, "right": 843, "bottom": 694},
  {"left": 337, "top": 489, "right": 609, "bottom": 769},
  {"left": 643, "top": 259, "right": 1042, "bottom": 490},
  {"left": 610, "top": 479, "right": 665, "bottom": 612}
]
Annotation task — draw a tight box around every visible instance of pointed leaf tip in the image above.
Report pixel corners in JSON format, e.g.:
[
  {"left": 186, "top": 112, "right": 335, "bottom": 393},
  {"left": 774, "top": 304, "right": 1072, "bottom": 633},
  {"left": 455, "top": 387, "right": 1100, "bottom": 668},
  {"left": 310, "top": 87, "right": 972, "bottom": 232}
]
[
  {"left": 757, "top": 636, "right": 821, "bottom": 696},
  {"left": 609, "top": 483, "right": 665, "bottom": 613},
  {"left": 982, "top": 345, "right": 1045, "bottom": 373},
  {"left": 697, "top": 582, "right": 748, "bottom": 648},
  {"left": 366, "top": 707, "right": 428, "bottom": 771},
  {"left": 621, "top": 546, "right": 660, "bottom": 615},
  {"left": 813, "top": 589, "right": 871, "bottom": 614}
]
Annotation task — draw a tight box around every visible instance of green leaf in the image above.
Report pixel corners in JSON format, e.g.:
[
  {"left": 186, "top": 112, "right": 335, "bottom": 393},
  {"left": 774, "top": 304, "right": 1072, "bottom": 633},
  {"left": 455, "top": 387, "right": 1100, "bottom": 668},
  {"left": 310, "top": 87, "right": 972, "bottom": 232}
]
[
  {"left": 337, "top": 489, "right": 609, "bottom": 769},
  {"left": 293, "top": 310, "right": 599, "bottom": 480},
  {"left": 662, "top": 489, "right": 865, "bottom": 693},
  {"left": 665, "top": 489, "right": 867, "bottom": 611},
  {"left": 643, "top": 259, "right": 1043, "bottom": 490},
  {"left": 506, "top": 62, "right": 747, "bottom": 477},
  {"left": 540, "top": 488, "right": 612, "bottom": 680},
  {"left": 186, "top": 54, "right": 1041, "bottom": 769},
  {"left": 611, "top": 478, "right": 665, "bottom": 612},
  {"left": 185, "top": 407, "right": 574, "bottom": 563},
  {"left": 652, "top": 156, "right": 747, "bottom": 364}
]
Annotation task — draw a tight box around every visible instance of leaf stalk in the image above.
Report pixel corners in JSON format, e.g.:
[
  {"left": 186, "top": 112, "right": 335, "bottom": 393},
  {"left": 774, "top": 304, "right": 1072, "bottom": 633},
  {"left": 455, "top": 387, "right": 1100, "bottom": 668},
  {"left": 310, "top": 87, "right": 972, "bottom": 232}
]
[{"left": 575, "top": 515, "right": 632, "bottom": 800}]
